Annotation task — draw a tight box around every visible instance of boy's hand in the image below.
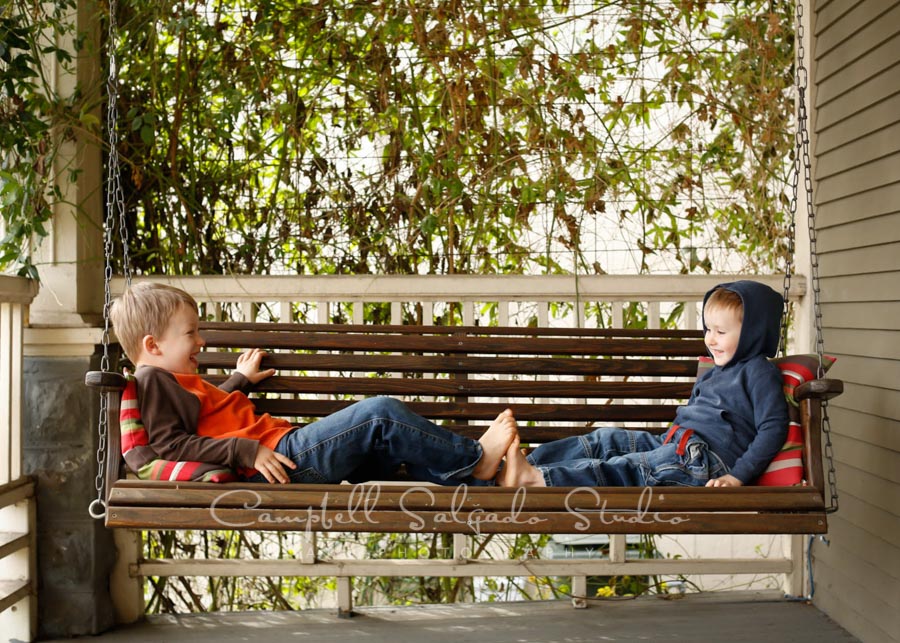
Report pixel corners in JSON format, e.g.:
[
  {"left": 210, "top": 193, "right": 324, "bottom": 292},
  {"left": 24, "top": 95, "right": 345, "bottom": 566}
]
[
  {"left": 253, "top": 445, "right": 296, "bottom": 484},
  {"left": 236, "top": 348, "right": 277, "bottom": 384},
  {"left": 706, "top": 474, "right": 743, "bottom": 487}
]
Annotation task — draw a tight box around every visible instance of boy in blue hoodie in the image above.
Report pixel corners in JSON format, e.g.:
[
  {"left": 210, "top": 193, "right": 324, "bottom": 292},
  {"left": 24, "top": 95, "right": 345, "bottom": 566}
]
[{"left": 497, "top": 280, "right": 789, "bottom": 488}]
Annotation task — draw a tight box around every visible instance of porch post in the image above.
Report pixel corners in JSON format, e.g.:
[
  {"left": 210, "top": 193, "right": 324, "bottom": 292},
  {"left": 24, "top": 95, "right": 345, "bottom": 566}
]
[
  {"left": 28, "top": 3, "right": 103, "bottom": 328},
  {"left": 783, "top": 1, "right": 815, "bottom": 601}
]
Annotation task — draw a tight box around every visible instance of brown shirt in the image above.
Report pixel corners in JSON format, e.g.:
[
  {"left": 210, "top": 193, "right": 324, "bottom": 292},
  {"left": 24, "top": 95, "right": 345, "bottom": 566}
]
[{"left": 134, "top": 365, "right": 293, "bottom": 471}]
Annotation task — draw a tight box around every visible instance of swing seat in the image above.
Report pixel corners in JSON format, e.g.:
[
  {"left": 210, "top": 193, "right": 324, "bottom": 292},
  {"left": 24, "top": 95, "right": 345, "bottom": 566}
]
[{"left": 86, "top": 322, "right": 842, "bottom": 535}]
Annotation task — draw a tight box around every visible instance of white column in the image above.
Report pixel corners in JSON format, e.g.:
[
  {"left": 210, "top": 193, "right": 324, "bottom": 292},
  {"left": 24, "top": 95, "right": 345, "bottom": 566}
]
[{"left": 29, "top": 1, "right": 104, "bottom": 330}]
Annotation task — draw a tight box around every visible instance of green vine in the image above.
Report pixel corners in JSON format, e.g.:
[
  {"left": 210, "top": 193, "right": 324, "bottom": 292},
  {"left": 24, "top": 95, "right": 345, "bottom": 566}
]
[
  {"left": 106, "top": 0, "right": 795, "bottom": 278},
  {"left": 0, "top": 0, "right": 96, "bottom": 278}
]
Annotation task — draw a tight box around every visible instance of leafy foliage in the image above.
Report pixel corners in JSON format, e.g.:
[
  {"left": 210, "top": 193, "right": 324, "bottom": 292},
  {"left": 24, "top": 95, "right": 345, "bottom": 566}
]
[
  {"left": 110, "top": 0, "right": 796, "bottom": 278},
  {"left": 0, "top": 0, "right": 91, "bottom": 278}
]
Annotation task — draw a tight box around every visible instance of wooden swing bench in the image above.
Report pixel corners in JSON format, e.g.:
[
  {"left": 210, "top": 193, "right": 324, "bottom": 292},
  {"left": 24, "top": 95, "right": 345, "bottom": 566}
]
[{"left": 88, "top": 321, "right": 841, "bottom": 536}]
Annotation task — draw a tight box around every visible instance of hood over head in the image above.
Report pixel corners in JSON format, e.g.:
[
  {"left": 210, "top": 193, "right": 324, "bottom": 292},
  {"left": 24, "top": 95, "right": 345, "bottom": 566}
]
[{"left": 702, "top": 280, "right": 784, "bottom": 363}]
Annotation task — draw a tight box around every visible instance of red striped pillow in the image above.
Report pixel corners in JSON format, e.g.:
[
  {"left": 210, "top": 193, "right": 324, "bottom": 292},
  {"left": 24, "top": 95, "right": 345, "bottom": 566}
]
[
  {"left": 696, "top": 354, "right": 836, "bottom": 486},
  {"left": 754, "top": 420, "right": 804, "bottom": 486}
]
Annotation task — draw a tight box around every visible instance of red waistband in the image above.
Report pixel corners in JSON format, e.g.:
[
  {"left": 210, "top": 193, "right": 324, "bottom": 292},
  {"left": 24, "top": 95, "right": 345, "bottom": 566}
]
[{"left": 662, "top": 424, "right": 694, "bottom": 456}]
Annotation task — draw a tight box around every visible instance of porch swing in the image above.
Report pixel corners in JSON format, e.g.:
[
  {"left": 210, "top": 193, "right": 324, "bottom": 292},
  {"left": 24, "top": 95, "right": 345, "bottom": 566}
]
[{"left": 86, "top": 2, "right": 842, "bottom": 536}]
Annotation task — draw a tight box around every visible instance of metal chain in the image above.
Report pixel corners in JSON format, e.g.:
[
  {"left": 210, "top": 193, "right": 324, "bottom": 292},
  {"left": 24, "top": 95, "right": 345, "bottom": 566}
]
[
  {"left": 782, "top": 7, "right": 800, "bottom": 359},
  {"left": 89, "top": 176, "right": 115, "bottom": 519},
  {"left": 781, "top": 134, "right": 797, "bottom": 358},
  {"left": 89, "top": 0, "right": 125, "bottom": 520},
  {"left": 794, "top": 1, "right": 838, "bottom": 513}
]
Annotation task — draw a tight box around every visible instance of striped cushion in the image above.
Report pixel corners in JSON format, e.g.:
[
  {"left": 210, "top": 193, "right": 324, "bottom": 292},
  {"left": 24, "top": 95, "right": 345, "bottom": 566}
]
[
  {"left": 754, "top": 420, "right": 805, "bottom": 486},
  {"left": 120, "top": 373, "right": 238, "bottom": 483},
  {"left": 696, "top": 354, "right": 836, "bottom": 486}
]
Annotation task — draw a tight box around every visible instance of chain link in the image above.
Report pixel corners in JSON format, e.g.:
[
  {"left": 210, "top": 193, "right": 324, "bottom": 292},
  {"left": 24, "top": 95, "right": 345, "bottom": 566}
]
[
  {"left": 794, "top": 2, "right": 838, "bottom": 514},
  {"left": 91, "top": 0, "right": 126, "bottom": 520},
  {"left": 780, "top": 131, "right": 797, "bottom": 357}
]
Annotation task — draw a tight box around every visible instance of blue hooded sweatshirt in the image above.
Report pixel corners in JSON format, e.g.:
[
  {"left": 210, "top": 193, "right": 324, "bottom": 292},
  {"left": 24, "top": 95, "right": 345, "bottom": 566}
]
[{"left": 672, "top": 280, "right": 789, "bottom": 483}]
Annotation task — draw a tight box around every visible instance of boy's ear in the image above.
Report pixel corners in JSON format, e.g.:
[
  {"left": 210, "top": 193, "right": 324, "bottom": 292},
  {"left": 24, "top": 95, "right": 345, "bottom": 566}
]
[{"left": 141, "top": 334, "right": 162, "bottom": 356}]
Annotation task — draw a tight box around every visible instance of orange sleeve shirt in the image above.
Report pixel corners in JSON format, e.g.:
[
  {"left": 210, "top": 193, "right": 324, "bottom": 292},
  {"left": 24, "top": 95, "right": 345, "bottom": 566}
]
[{"left": 173, "top": 373, "right": 293, "bottom": 451}]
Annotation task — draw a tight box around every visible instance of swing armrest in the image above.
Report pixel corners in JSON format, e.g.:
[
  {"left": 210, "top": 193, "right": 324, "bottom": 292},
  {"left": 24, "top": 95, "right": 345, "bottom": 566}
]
[
  {"left": 794, "top": 378, "right": 843, "bottom": 402},
  {"left": 85, "top": 370, "right": 127, "bottom": 392}
]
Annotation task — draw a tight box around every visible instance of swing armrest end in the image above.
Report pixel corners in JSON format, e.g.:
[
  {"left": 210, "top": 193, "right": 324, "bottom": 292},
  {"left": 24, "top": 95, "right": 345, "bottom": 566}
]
[
  {"left": 85, "top": 370, "right": 127, "bottom": 392},
  {"left": 794, "top": 378, "right": 843, "bottom": 402}
]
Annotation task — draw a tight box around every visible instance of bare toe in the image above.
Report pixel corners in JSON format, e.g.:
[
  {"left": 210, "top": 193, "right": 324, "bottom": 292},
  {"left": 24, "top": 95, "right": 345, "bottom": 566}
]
[{"left": 473, "top": 411, "right": 519, "bottom": 480}]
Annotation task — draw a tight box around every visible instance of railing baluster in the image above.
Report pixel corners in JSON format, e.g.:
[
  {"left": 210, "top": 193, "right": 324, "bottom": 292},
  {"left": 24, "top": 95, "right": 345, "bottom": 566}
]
[
  {"left": 279, "top": 301, "right": 293, "bottom": 324},
  {"left": 685, "top": 299, "right": 698, "bottom": 330},
  {"left": 1, "top": 301, "right": 12, "bottom": 484},
  {"left": 9, "top": 301, "right": 22, "bottom": 481},
  {"left": 612, "top": 302, "right": 622, "bottom": 329}
]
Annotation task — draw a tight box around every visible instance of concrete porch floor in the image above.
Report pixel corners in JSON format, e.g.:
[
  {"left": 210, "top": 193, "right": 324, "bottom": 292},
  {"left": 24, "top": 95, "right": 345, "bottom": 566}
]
[{"left": 44, "top": 591, "right": 859, "bottom": 643}]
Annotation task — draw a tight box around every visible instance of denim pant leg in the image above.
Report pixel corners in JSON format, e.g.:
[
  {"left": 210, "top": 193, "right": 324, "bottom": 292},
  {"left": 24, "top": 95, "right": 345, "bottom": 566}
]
[
  {"left": 528, "top": 427, "right": 661, "bottom": 465},
  {"left": 253, "top": 396, "right": 485, "bottom": 485},
  {"left": 526, "top": 428, "right": 720, "bottom": 487},
  {"left": 527, "top": 428, "right": 664, "bottom": 487}
]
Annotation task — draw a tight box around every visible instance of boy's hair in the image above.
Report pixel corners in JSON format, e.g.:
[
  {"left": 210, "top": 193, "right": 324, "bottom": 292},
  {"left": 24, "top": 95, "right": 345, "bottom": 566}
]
[
  {"left": 704, "top": 287, "right": 744, "bottom": 323},
  {"left": 110, "top": 283, "right": 198, "bottom": 361}
]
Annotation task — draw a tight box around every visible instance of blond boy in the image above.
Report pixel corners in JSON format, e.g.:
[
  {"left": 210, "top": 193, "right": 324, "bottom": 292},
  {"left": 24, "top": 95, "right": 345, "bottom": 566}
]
[{"left": 110, "top": 282, "right": 516, "bottom": 485}]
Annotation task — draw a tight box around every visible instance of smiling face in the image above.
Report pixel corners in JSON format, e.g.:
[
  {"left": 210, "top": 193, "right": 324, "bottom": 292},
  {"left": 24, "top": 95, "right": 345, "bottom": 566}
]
[
  {"left": 140, "top": 302, "right": 205, "bottom": 374},
  {"left": 703, "top": 304, "right": 743, "bottom": 367}
]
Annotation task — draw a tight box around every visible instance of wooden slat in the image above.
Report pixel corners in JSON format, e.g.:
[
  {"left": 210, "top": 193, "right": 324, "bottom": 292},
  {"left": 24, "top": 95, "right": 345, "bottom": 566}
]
[
  {"left": 818, "top": 212, "right": 900, "bottom": 254},
  {"left": 207, "top": 374, "right": 695, "bottom": 400},
  {"left": 815, "top": 64, "right": 900, "bottom": 134},
  {"left": 814, "top": 0, "right": 863, "bottom": 36},
  {"left": 815, "top": 3, "right": 900, "bottom": 80},
  {"left": 200, "top": 321, "right": 703, "bottom": 339},
  {"left": 820, "top": 301, "right": 900, "bottom": 331},
  {"left": 0, "top": 532, "right": 28, "bottom": 560},
  {"left": 107, "top": 481, "right": 826, "bottom": 512},
  {"left": 0, "top": 477, "right": 34, "bottom": 509},
  {"left": 199, "top": 352, "right": 701, "bottom": 378},
  {"left": 249, "top": 399, "right": 682, "bottom": 424},
  {"left": 823, "top": 329, "right": 900, "bottom": 361},
  {"left": 135, "top": 557, "right": 795, "bottom": 578},
  {"left": 816, "top": 96, "right": 900, "bottom": 159},
  {"left": 104, "top": 505, "right": 827, "bottom": 534},
  {"left": 0, "top": 579, "right": 31, "bottom": 615},
  {"left": 201, "top": 329, "right": 707, "bottom": 357},
  {"left": 816, "top": 121, "right": 900, "bottom": 181},
  {"left": 815, "top": 154, "right": 900, "bottom": 204}
]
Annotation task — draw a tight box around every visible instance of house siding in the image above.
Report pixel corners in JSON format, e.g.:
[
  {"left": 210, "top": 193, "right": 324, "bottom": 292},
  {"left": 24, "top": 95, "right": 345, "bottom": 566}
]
[{"left": 811, "top": 1, "right": 900, "bottom": 642}]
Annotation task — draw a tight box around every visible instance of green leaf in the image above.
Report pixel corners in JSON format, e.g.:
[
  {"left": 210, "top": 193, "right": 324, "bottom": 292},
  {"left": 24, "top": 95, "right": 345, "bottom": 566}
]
[{"left": 140, "top": 124, "right": 155, "bottom": 146}]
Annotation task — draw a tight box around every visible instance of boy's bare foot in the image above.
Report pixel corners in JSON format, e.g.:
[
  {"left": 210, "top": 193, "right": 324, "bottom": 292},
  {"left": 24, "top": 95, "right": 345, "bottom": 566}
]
[
  {"left": 472, "top": 409, "right": 518, "bottom": 480},
  {"left": 495, "top": 437, "right": 546, "bottom": 487}
]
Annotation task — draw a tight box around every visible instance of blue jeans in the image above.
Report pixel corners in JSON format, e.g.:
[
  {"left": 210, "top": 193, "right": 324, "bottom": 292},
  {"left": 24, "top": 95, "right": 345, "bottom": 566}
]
[
  {"left": 526, "top": 426, "right": 728, "bottom": 487},
  {"left": 244, "top": 397, "right": 489, "bottom": 485}
]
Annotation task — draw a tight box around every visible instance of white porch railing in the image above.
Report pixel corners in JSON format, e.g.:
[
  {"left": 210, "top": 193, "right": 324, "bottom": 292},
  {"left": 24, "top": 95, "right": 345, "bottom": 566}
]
[
  {"left": 111, "top": 273, "right": 806, "bottom": 331},
  {"left": 0, "top": 275, "right": 38, "bottom": 641},
  {"left": 97, "top": 273, "right": 811, "bottom": 616}
]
